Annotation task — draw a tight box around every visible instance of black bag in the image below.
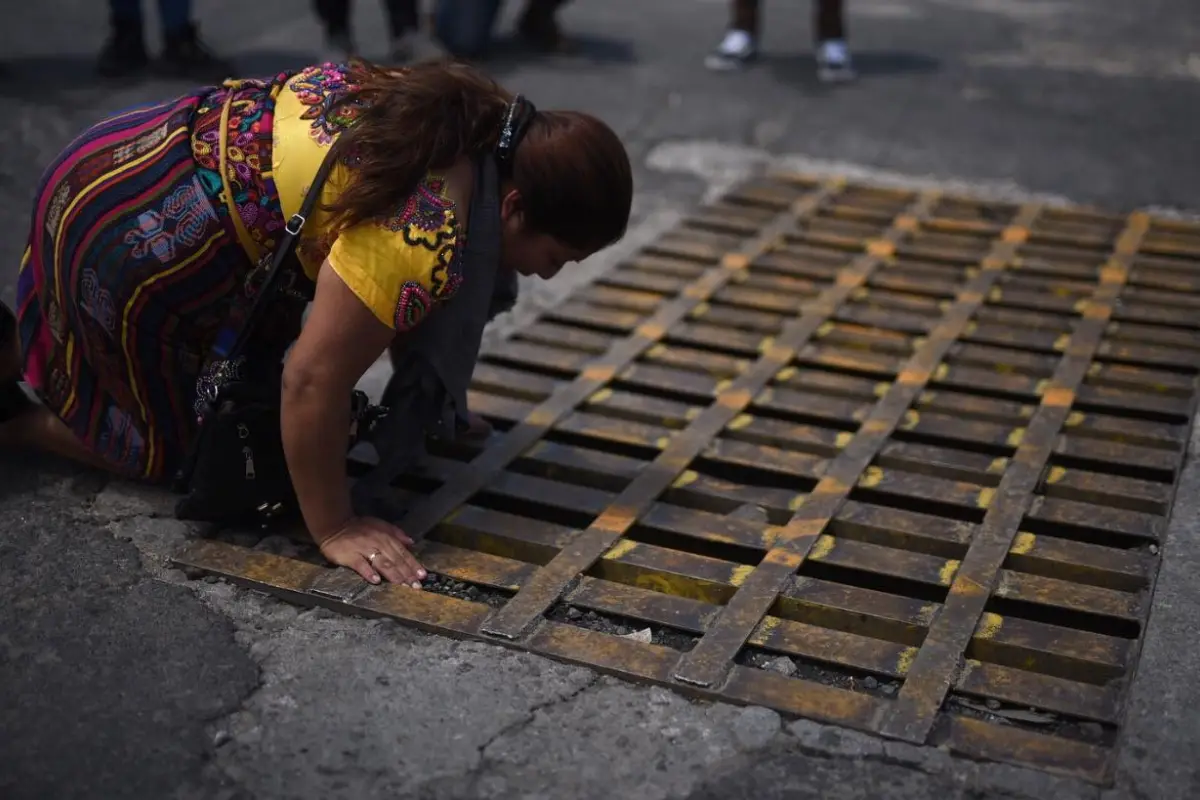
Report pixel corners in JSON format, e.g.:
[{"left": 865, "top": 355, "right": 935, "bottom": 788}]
[{"left": 172, "top": 149, "right": 381, "bottom": 525}]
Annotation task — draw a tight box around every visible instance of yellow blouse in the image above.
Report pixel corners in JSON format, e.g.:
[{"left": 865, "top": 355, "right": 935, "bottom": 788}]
[{"left": 271, "top": 64, "right": 463, "bottom": 331}]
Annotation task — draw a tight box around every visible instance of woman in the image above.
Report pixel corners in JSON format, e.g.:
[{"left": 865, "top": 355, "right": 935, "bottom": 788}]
[{"left": 2, "top": 59, "right": 633, "bottom": 588}]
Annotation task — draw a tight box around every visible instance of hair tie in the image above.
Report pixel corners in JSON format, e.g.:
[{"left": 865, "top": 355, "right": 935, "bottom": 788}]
[{"left": 496, "top": 94, "right": 537, "bottom": 166}]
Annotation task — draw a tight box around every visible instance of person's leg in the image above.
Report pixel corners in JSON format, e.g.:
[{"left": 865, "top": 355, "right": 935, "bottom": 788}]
[
  {"left": 705, "top": 0, "right": 759, "bottom": 71},
  {"left": 433, "top": 0, "right": 502, "bottom": 60},
  {"left": 154, "top": 0, "right": 234, "bottom": 79},
  {"left": 314, "top": 0, "right": 357, "bottom": 62},
  {"left": 517, "top": 0, "right": 574, "bottom": 53},
  {"left": 814, "top": 0, "right": 855, "bottom": 82},
  {"left": 383, "top": 0, "right": 421, "bottom": 62},
  {"left": 97, "top": 0, "right": 150, "bottom": 77}
]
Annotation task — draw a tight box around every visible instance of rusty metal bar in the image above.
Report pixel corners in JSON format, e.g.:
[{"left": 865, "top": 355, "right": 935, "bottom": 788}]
[
  {"left": 478, "top": 191, "right": 941, "bottom": 641},
  {"left": 879, "top": 211, "right": 1151, "bottom": 743},
  {"left": 670, "top": 204, "right": 1043, "bottom": 689},
  {"left": 395, "top": 183, "right": 842, "bottom": 554}
]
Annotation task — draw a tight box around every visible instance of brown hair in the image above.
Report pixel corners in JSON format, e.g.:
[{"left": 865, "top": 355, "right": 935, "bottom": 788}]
[{"left": 323, "top": 59, "right": 632, "bottom": 252}]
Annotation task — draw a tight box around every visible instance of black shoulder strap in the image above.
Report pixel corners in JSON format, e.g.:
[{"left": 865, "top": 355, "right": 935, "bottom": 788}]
[{"left": 205, "top": 147, "right": 340, "bottom": 365}]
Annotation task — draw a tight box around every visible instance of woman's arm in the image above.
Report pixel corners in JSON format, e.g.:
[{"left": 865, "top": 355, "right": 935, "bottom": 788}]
[{"left": 281, "top": 259, "right": 394, "bottom": 542}]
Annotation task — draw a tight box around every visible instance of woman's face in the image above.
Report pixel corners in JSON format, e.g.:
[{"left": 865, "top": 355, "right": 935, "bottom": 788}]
[{"left": 499, "top": 189, "right": 591, "bottom": 280}]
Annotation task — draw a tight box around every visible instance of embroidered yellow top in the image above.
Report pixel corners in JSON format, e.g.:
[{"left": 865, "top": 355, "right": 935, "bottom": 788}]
[{"left": 270, "top": 64, "right": 464, "bottom": 332}]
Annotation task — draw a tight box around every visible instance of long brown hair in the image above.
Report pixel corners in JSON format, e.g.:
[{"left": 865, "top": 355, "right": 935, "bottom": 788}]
[{"left": 322, "top": 59, "right": 632, "bottom": 252}]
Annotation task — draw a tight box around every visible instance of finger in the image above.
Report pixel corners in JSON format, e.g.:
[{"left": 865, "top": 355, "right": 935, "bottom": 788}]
[
  {"left": 380, "top": 539, "right": 425, "bottom": 586},
  {"left": 371, "top": 554, "right": 410, "bottom": 586},
  {"left": 385, "top": 525, "right": 415, "bottom": 548},
  {"left": 346, "top": 555, "right": 382, "bottom": 585}
]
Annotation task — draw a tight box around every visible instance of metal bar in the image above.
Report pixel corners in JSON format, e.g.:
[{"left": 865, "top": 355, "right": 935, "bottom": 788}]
[
  {"left": 479, "top": 191, "right": 939, "bottom": 641},
  {"left": 397, "top": 183, "right": 842, "bottom": 543},
  {"left": 879, "top": 211, "right": 1150, "bottom": 742},
  {"left": 670, "top": 204, "right": 1044, "bottom": 689}
]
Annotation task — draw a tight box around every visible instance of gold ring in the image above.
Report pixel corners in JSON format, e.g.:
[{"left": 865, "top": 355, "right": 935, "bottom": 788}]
[{"left": 367, "top": 550, "right": 381, "bottom": 563}]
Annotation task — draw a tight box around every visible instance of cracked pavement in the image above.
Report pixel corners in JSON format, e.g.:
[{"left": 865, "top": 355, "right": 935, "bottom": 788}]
[{"left": 3, "top": 1, "right": 1200, "bottom": 798}]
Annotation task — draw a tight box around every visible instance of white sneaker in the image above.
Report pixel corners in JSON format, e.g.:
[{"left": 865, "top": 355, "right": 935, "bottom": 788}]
[
  {"left": 816, "top": 39, "right": 856, "bottom": 82},
  {"left": 705, "top": 29, "right": 757, "bottom": 71}
]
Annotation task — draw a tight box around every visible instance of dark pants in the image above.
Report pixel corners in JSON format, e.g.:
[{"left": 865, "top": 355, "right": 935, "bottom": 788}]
[
  {"left": 108, "top": 0, "right": 191, "bottom": 35},
  {"left": 732, "top": 0, "right": 845, "bottom": 42},
  {"left": 313, "top": 0, "right": 420, "bottom": 39},
  {"left": 434, "top": 0, "right": 568, "bottom": 58}
]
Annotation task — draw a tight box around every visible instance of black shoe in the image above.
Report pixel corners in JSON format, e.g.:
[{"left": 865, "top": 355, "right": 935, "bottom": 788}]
[
  {"left": 517, "top": 2, "right": 573, "bottom": 53},
  {"left": 97, "top": 22, "right": 150, "bottom": 77},
  {"left": 156, "top": 23, "right": 233, "bottom": 81}
]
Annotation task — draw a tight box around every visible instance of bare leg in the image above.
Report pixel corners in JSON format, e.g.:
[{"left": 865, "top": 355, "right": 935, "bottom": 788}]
[{"left": 0, "top": 313, "right": 114, "bottom": 473}]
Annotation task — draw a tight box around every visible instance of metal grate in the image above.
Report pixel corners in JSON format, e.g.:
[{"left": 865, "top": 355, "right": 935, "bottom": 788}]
[{"left": 174, "top": 174, "right": 1200, "bottom": 784}]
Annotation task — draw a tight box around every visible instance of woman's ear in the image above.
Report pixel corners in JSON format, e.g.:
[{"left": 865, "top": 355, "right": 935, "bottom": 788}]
[{"left": 500, "top": 188, "right": 524, "bottom": 227}]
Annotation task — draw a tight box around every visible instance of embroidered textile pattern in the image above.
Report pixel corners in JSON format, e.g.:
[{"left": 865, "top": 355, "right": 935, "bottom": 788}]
[
  {"left": 287, "top": 63, "right": 367, "bottom": 146},
  {"left": 192, "top": 75, "right": 289, "bottom": 259},
  {"left": 394, "top": 281, "right": 435, "bottom": 332},
  {"left": 382, "top": 175, "right": 464, "bottom": 302}
]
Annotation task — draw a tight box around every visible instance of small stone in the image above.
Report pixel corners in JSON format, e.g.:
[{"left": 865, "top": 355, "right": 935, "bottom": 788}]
[
  {"left": 621, "top": 628, "right": 653, "bottom": 644},
  {"left": 204, "top": 575, "right": 220, "bottom": 584},
  {"left": 882, "top": 683, "right": 898, "bottom": 695},
  {"left": 566, "top": 607, "right": 582, "bottom": 620},
  {"left": 1079, "top": 722, "right": 1104, "bottom": 741},
  {"left": 862, "top": 676, "right": 879, "bottom": 690},
  {"left": 732, "top": 706, "right": 782, "bottom": 751},
  {"left": 986, "top": 698, "right": 1001, "bottom": 710},
  {"left": 1149, "top": 544, "right": 1159, "bottom": 555},
  {"left": 212, "top": 730, "right": 231, "bottom": 747},
  {"left": 765, "top": 656, "right": 797, "bottom": 677}
]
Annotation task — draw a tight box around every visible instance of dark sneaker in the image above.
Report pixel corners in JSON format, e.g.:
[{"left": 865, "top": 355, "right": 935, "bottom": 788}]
[
  {"left": 704, "top": 29, "right": 756, "bottom": 72},
  {"left": 96, "top": 25, "right": 150, "bottom": 77},
  {"left": 518, "top": 2, "right": 574, "bottom": 53},
  {"left": 156, "top": 23, "right": 233, "bottom": 81},
  {"left": 816, "top": 39, "right": 856, "bottom": 83}
]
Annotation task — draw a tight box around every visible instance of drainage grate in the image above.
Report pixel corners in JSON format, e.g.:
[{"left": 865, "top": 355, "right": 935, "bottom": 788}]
[{"left": 174, "top": 174, "right": 1200, "bottom": 784}]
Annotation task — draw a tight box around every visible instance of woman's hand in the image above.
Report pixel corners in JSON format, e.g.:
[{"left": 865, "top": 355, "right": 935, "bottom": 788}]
[{"left": 318, "top": 516, "right": 427, "bottom": 588}]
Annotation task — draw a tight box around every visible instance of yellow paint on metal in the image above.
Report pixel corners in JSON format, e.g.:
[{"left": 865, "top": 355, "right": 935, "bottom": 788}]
[
  {"left": 809, "top": 534, "right": 837, "bottom": 561},
  {"left": 916, "top": 604, "right": 940, "bottom": 625},
  {"left": 636, "top": 322, "right": 667, "bottom": 340},
  {"left": 1052, "top": 333, "right": 1070, "bottom": 352},
  {"left": 977, "top": 488, "right": 995, "bottom": 509},
  {"left": 988, "top": 457, "right": 1009, "bottom": 474},
  {"left": 728, "top": 414, "right": 753, "bottom": 431},
  {"left": 690, "top": 300, "right": 711, "bottom": 317},
  {"left": 934, "top": 363, "right": 949, "bottom": 380},
  {"left": 992, "top": 362, "right": 1013, "bottom": 375},
  {"left": 896, "top": 646, "right": 919, "bottom": 676},
  {"left": 672, "top": 470, "right": 698, "bottom": 488},
  {"left": 1045, "top": 465, "right": 1067, "bottom": 484},
  {"left": 758, "top": 336, "right": 776, "bottom": 353},
  {"left": 1073, "top": 298, "right": 1090, "bottom": 314},
  {"left": 525, "top": 407, "right": 559, "bottom": 427},
  {"left": 1033, "top": 379, "right": 1050, "bottom": 397},
  {"left": 723, "top": 253, "right": 750, "bottom": 271},
  {"left": 859, "top": 466, "right": 884, "bottom": 488},
  {"left": 1001, "top": 225, "right": 1029, "bottom": 243},
  {"left": 752, "top": 615, "right": 782, "bottom": 640},
  {"left": 835, "top": 431, "right": 854, "bottom": 448},
  {"left": 866, "top": 239, "right": 896, "bottom": 258},
  {"left": 761, "top": 342, "right": 792, "bottom": 363},
  {"left": 975, "top": 611, "right": 1004, "bottom": 640},
  {"left": 729, "top": 564, "right": 756, "bottom": 587},
  {"left": 646, "top": 343, "right": 667, "bottom": 359},
  {"left": 684, "top": 284, "right": 708, "bottom": 300},
  {"left": 603, "top": 538, "right": 639, "bottom": 560},
  {"left": 1010, "top": 532, "right": 1036, "bottom": 555},
  {"left": 717, "top": 388, "right": 753, "bottom": 409},
  {"left": 1086, "top": 362, "right": 1102, "bottom": 377},
  {"left": 684, "top": 407, "right": 702, "bottom": 421},
  {"left": 938, "top": 559, "right": 962, "bottom": 586},
  {"left": 988, "top": 287, "right": 1003, "bottom": 302},
  {"left": 582, "top": 364, "right": 617, "bottom": 383},
  {"left": 963, "top": 321, "right": 978, "bottom": 336},
  {"left": 655, "top": 436, "right": 671, "bottom": 450},
  {"left": 1006, "top": 428, "right": 1025, "bottom": 447},
  {"left": 816, "top": 321, "right": 835, "bottom": 337},
  {"left": 874, "top": 382, "right": 891, "bottom": 397},
  {"left": 589, "top": 387, "right": 613, "bottom": 404},
  {"left": 714, "top": 379, "right": 733, "bottom": 394},
  {"left": 899, "top": 409, "right": 919, "bottom": 430},
  {"left": 788, "top": 495, "right": 806, "bottom": 511},
  {"left": 775, "top": 366, "right": 797, "bottom": 382},
  {"left": 1064, "top": 411, "right": 1086, "bottom": 427}
]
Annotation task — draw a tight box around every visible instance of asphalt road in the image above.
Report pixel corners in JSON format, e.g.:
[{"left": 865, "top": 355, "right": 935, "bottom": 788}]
[{"left": 1, "top": 2, "right": 1199, "bottom": 799}]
